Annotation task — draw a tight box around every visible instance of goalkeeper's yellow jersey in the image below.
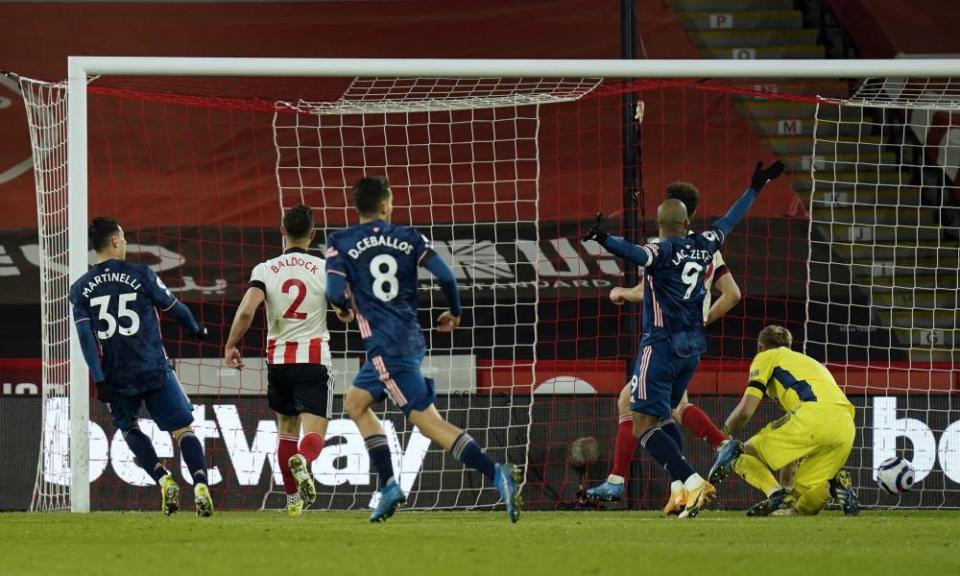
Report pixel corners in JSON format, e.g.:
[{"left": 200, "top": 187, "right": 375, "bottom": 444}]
[{"left": 746, "top": 347, "right": 854, "bottom": 416}]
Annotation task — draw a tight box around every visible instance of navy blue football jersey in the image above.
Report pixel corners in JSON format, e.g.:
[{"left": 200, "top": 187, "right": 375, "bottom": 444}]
[
  {"left": 325, "top": 220, "right": 431, "bottom": 357},
  {"left": 639, "top": 227, "right": 725, "bottom": 357},
  {"left": 69, "top": 259, "right": 178, "bottom": 395}
]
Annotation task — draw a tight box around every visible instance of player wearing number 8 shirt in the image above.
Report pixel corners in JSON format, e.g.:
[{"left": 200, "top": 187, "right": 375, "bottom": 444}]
[
  {"left": 69, "top": 217, "right": 213, "bottom": 516},
  {"left": 325, "top": 176, "right": 521, "bottom": 524},
  {"left": 223, "top": 205, "right": 333, "bottom": 517}
]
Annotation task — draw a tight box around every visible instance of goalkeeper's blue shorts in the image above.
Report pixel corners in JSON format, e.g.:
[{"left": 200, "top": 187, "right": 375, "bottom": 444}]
[{"left": 629, "top": 339, "right": 700, "bottom": 419}]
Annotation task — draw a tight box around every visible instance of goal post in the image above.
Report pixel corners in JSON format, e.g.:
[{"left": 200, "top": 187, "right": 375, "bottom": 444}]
[{"left": 30, "top": 57, "right": 960, "bottom": 513}]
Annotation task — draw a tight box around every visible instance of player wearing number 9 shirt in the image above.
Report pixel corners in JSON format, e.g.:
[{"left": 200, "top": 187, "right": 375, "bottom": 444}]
[
  {"left": 69, "top": 217, "right": 213, "bottom": 516},
  {"left": 583, "top": 160, "right": 784, "bottom": 518},
  {"left": 325, "top": 176, "right": 521, "bottom": 524}
]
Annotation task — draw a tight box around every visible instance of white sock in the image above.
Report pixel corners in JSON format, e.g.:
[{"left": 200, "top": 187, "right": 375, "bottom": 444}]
[
  {"left": 683, "top": 473, "right": 706, "bottom": 493},
  {"left": 607, "top": 474, "right": 625, "bottom": 485},
  {"left": 670, "top": 480, "right": 685, "bottom": 494}
]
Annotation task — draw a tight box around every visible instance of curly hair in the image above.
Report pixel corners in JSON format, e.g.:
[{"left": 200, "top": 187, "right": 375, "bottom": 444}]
[
  {"left": 282, "top": 204, "right": 314, "bottom": 239},
  {"left": 665, "top": 181, "right": 701, "bottom": 218}
]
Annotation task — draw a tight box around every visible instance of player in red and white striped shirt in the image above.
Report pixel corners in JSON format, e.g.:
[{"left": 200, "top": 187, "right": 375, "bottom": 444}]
[{"left": 224, "top": 204, "right": 345, "bottom": 517}]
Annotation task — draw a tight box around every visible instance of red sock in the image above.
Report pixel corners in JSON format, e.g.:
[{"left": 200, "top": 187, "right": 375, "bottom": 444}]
[
  {"left": 611, "top": 415, "right": 637, "bottom": 479},
  {"left": 278, "top": 433, "right": 300, "bottom": 496},
  {"left": 299, "top": 432, "right": 325, "bottom": 463},
  {"left": 678, "top": 404, "right": 726, "bottom": 450}
]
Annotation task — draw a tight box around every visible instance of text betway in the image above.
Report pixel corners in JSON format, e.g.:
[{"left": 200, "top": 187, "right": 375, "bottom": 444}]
[{"left": 41, "top": 398, "right": 430, "bottom": 496}]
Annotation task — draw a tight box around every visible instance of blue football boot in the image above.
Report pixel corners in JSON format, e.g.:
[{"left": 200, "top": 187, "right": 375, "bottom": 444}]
[
  {"left": 708, "top": 439, "right": 744, "bottom": 485},
  {"left": 370, "top": 480, "right": 406, "bottom": 523},
  {"left": 495, "top": 463, "right": 522, "bottom": 523},
  {"left": 746, "top": 488, "right": 788, "bottom": 517},
  {"left": 586, "top": 479, "right": 625, "bottom": 502}
]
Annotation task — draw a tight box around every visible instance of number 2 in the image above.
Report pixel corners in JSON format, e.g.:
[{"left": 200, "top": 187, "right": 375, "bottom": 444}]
[
  {"left": 282, "top": 279, "right": 308, "bottom": 319},
  {"left": 681, "top": 261, "right": 704, "bottom": 300}
]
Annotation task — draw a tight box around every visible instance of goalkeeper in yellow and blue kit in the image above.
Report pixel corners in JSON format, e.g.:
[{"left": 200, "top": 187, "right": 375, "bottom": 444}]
[{"left": 708, "top": 325, "right": 859, "bottom": 516}]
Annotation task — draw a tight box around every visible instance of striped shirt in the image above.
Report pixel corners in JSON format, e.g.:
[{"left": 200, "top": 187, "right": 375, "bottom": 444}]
[{"left": 250, "top": 248, "right": 331, "bottom": 366}]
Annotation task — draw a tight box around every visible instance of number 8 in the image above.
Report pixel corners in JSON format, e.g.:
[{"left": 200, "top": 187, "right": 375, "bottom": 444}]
[{"left": 370, "top": 254, "right": 399, "bottom": 302}]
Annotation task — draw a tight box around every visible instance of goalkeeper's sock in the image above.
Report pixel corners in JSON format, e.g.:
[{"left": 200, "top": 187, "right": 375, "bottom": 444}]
[
  {"left": 299, "top": 432, "right": 324, "bottom": 463},
  {"left": 794, "top": 482, "right": 831, "bottom": 516},
  {"left": 278, "top": 433, "right": 299, "bottom": 495},
  {"left": 365, "top": 434, "right": 395, "bottom": 489},
  {"left": 611, "top": 414, "right": 636, "bottom": 479},
  {"left": 733, "top": 453, "right": 781, "bottom": 497},
  {"left": 639, "top": 426, "right": 696, "bottom": 483},
  {"left": 659, "top": 418, "right": 683, "bottom": 453},
  {"left": 678, "top": 404, "right": 726, "bottom": 450},
  {"left": 451, "top": 432, "right": 496, "bottom": 482},
  {"left": 178, "top": 431, "right": 208, "bottom": 486},
  {"left": 122, "top": 427, "right": 167, "bottom": 483}
]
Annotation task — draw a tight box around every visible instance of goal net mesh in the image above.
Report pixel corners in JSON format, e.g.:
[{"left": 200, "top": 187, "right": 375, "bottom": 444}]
[
  {"left": 18, "top": 70, "right": 958, "bottom": 512},
  {"left": 806, "top": 77, "right": 960, "bottom": 508}
]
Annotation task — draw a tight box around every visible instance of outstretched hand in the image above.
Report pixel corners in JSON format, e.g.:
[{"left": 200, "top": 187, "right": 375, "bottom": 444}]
[
  {"left": 582, "top": 212, "right": 609, "bottom": 244},
  {"left": 750, "top": 160, "right": 785, "bottom": 192}
]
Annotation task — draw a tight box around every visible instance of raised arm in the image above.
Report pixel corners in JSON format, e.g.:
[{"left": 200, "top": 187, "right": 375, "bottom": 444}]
[
  {"left": 712, "top": 161, "right": 784, "bottom": 237},
  {"left": 582, "top": 214, "right": 665, "bottom": 268}
]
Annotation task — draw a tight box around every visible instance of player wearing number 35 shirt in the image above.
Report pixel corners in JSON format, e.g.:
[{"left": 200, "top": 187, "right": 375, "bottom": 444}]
[
  {"left": 325, "top": 176, "right": 521, "bottom": 524},
  {"left": 69, "top": 217, "right": 213, "bottom": 517},
  {"left": 224, "top": 204, "right": 332, "bottom": 517}
]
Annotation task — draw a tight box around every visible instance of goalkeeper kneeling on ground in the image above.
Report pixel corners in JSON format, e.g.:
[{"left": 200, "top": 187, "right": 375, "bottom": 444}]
[{"left": 706, "top": 325, "right": 859, "bottom": 517}]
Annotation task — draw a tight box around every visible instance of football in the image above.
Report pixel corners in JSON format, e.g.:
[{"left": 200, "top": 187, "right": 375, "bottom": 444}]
[{"left": 876, "top": 456, "right": 916, "bottom": 494}]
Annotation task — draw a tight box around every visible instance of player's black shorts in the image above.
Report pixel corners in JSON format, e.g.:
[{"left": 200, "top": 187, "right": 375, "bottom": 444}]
[{"left": 266, "top": 363, "right": 333, "bottom": 418}]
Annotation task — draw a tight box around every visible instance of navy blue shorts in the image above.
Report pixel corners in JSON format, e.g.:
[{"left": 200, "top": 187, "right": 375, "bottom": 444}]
[
  {"left": 629, "top": 340, "right": 700, "bottom": 418},
  {"left": 109, "top": 369, "right": 194, "bottom": 432},
  {"left": 353, "top": 353, "right": 436, "bottom": 416}
]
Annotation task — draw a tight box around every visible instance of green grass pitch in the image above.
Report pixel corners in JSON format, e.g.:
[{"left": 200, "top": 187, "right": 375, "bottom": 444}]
[{"left": 2, "top": 510, "right": 959, "bottom": 576}]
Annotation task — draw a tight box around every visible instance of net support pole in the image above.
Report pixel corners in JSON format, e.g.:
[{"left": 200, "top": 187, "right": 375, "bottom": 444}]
[
  {"left": 620, "top": 0, "right": 641, "bottom": 378},
  {"left": 67, "top": 58, "right": 90, "bottom": 513}
]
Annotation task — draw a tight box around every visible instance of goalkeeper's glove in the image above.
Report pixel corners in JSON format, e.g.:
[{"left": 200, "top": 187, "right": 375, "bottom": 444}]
[
  {"left": 94, "top": 380, "right": 117, "bottom": 404},
  {"left": 750, "top": 160, "right": 785, "bottom": 192},
  {"left": 192, "top": 325, "right": 208, "bottom": 341},
  {"left": 582, "top": 212, "right": 609, "bottom": 244}
]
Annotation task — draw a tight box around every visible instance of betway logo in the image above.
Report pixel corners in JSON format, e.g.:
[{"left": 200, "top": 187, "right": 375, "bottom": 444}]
[
  {"left": 873, "top": 397, "right": 960, "bottom": 484},
  {"left": 41, "top": 399, "right": 431, "bottom": 497}
]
